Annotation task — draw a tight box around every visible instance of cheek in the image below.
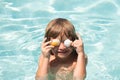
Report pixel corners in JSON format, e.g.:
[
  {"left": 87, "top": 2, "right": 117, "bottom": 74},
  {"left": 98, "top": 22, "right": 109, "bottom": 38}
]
[
  {"left": 67, "top": 47, "right": 74, "bottom": 53},
  {"left": 52, "top": 47, "right": 58, "bottom": 53}
]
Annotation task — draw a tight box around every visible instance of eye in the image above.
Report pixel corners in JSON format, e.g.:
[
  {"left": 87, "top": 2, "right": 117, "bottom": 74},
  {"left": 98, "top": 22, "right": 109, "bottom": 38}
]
[{"left": 64, "top": 39, "right": 72, "bottom": 47}]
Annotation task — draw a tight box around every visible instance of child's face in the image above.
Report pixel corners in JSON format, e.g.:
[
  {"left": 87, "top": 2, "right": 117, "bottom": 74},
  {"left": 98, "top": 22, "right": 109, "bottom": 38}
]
[{"left": 50, "top": 36, "right": 74, "bottom": 59}]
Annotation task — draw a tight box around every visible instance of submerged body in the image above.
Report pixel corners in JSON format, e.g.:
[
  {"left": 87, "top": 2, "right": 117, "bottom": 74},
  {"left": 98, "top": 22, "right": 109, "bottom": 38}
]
[
  {"left": 48, "top": 54, "right": 76, "bottom": 80},
  {"left": 35, "top": 18, "right": 87, "bottom": 80}
]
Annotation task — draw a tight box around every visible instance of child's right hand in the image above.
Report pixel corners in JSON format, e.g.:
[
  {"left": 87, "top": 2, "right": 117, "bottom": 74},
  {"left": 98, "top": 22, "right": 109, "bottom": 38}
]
[{"left": 41, "top": 38, "right": 54, "bottom": 58}]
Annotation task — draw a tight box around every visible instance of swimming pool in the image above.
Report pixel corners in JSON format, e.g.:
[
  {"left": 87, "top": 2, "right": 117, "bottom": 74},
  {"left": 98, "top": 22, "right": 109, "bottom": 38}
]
[{"left": 0, "top": 0, "right": 120, "bottom": 80}]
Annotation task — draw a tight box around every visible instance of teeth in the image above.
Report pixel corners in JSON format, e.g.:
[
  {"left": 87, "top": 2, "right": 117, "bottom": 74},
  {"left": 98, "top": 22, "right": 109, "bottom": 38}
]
[
  {"left": 51, "top": 39, "right": 60, "bottom": 46},
  {"left": 64, "top": 39, "right": 72, "bottom": 47}
]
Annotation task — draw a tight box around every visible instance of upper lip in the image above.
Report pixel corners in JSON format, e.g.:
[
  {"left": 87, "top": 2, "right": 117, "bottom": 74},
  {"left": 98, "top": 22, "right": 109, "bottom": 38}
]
[{"left": 57, "top": 50, "right": 67, "bottom": 53}]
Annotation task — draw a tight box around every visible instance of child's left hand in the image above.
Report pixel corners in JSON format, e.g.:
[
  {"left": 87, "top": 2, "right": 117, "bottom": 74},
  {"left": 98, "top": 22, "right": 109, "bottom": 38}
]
[{"left": 71, "top": 33, "right": 84, "bottom": 55}]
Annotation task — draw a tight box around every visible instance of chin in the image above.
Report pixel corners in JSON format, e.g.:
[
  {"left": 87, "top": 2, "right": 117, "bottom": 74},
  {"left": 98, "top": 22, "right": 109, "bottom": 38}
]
[{"left": 57, "top": 52, "right": 70, "bottom": 59}]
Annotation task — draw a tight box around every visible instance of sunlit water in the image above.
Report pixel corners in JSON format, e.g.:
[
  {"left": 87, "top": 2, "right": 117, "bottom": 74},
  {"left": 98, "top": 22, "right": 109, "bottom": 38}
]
[{"left": 0, "top": 0, "right": 120, "bottom": 80}]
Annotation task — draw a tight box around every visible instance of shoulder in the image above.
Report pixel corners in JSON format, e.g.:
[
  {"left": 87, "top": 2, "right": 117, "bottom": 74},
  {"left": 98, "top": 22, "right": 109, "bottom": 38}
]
[{"left": 38, "top": 54, "right": 55, "bottom": 65}]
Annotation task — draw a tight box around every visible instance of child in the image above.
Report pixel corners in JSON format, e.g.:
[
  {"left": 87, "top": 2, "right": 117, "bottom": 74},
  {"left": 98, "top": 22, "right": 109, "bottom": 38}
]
[{"left": 35, "top": 18, "right": 87, "bottom": 80}]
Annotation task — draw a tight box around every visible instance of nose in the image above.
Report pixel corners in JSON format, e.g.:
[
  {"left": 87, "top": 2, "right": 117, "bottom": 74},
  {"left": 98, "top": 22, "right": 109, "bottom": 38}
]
[{"left": 58, "top": 42, "right": 66, "bottom": 49}]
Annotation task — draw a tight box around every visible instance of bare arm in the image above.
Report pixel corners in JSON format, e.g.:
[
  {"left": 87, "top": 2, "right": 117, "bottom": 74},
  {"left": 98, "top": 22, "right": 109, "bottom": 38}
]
[
  {"left": 35, "top": 54, "right": 50, "bottom": 80},
  {"left": 35, "top": 38, "right": 54, "bottom": 80},
  {"left": 72, "top": 34, "right": 87, "bottom": 80},
  {"left": 73, "top": 53, "right": 87, "bottom": 80}
]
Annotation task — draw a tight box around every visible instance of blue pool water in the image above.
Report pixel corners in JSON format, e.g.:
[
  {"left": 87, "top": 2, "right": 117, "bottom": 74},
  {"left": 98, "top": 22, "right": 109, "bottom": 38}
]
[{"left": 0, "top": 0, "right": 120, "bottom": 80}]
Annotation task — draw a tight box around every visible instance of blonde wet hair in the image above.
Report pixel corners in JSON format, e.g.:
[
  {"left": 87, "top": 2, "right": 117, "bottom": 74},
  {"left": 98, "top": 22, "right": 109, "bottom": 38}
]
[
  {"left": 45, "top": 18, "right": 78, "bottom": 41},
  {"left": 45, "top": 18, "right": 78, "bottom": 57}
]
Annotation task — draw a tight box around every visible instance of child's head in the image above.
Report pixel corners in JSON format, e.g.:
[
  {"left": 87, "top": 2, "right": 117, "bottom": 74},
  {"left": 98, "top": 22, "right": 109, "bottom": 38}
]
[
  {"left": 45, "top": 18, "right": 78, "bottom": 42},
  {"left": 44, "top": 18, "right": 78, "bottom": 59}
]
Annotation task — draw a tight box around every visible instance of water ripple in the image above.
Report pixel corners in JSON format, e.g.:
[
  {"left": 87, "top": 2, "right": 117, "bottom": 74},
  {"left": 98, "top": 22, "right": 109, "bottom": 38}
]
[{"left": 0, "top": 0, "right": 120, "bottom": 80}]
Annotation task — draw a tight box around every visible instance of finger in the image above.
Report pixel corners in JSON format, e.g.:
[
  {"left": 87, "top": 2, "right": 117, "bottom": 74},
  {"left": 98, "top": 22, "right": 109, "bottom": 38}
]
[
  {"left": 45, "top": 45, "right": 54, "bottom": 51},
  {"left": 71, "top": 42, "right": 77, "bottom": 49},
  {"left": 76, "top": 32, "right": 82, "bottom": 40},
  {"left": 41, "top": 38, "right": 51, "bottom": 47},
  {"left": 46, "top": 45, "right": 54, "bottom": 49},
  {"left": 41, "top": 44, "right": 54, "bottom": 51},
  {"left": 44, "top": 41, "right": 51, "bottom": 46},
  {"left": 42, "top": 37, "right": 47, "bottom": 43}
]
